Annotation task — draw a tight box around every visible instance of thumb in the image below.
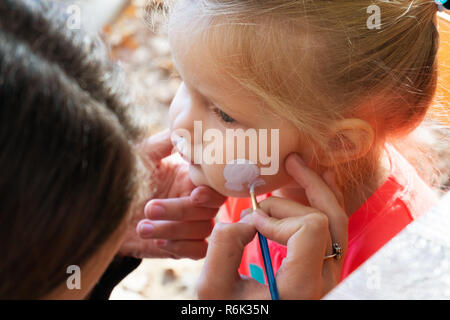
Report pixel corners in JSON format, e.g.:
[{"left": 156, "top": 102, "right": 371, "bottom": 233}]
[{"left": 198, "top": 219, "right": 256, "bottom": 298}]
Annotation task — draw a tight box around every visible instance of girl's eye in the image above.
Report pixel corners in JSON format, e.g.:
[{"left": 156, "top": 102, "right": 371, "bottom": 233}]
[{"left": 212, "top": 107, "right": 236, "bottom": 124}]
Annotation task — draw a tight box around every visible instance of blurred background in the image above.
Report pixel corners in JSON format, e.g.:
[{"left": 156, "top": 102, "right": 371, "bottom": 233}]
[
  {"left": 92, "top": 0, "right": 201, "bottom": 299},
  {"left": 70, "top": 0, "right": 450, "bottom": 299},
  {"left": 87, "top": 0, "right": 202, "bottom": 300}
]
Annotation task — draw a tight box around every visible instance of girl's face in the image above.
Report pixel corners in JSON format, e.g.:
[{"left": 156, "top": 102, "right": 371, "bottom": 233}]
[{"left": 168, "top": 24, "right": 305, "bottom": 197}]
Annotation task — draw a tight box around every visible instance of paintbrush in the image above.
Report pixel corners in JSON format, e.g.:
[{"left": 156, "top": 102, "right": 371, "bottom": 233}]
[{"left": 250, "top": 183, "right": 279, "bottom": 300}]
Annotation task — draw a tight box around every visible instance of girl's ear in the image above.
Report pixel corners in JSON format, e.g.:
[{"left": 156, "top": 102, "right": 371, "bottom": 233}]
[{"left": 319, "top": 118, "right": 374, "bottom": 166}]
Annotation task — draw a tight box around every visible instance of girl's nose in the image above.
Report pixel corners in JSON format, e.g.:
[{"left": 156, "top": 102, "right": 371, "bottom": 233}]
[
  {"left": 169, "top": 83, "right": 204, "bottom": 162},
  {"left": 169, "top": 82, "right": 201, "bottom": 135}
]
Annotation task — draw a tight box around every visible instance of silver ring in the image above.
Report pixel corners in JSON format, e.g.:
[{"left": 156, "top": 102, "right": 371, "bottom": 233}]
[{"left": 324, "top": 242, "right": 342, "bottom": 260}]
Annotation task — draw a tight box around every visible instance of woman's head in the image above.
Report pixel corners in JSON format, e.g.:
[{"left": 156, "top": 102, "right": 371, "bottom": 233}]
[
  {"left": 0, "top": 0, "right": 144, "bottom": 298},
  {"left": 166, "top": 0, "right": 440, "bottom": 196}
]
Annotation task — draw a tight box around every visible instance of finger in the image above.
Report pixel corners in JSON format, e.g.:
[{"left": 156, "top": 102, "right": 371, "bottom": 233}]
[
  {"left": 155, "top": 239, "right": 208, "bottom": 260},
  {"left": 256, "top": 189, "right": 337, "bottom": 270},
  {"left": 199, "top": 220, "right": 257, "bottom": 297},
  {"left": 258, "top": 196, "right": 319, "bottom": 220},
  {"left": 251, "top": 209, "right": 327, "bottom": 246},
  {"left": 240, "top": 208, "right": 253, "bottom": 219},
  {"left": 137, "top": 129, "right": 173, "bottom": 163},
  {"left": 190, "top": 186, "right": 228, "bottom": 208},
  {"left": 253, "top": 197, "right": 332, "bottom": 256},
  {"left": 285, "top": 153, "right": 343, "bottom": 216},
  {"left": 322, "top": 170, "right": 345, "bottom": 209},
  {"left": 252, "top": 211, "right": 330, "bottom": 298},
  {"left": 137, "top": 219, "right": 215, "bottom": 240},
  {"left": 122, "top": 226, "right": 179, "bottom": 259},
  {"left": 145, "top": 198, "right": 219, "bottom": 221},
  {"left": 285, "top": 153, "right": 348, "bottom": 245}
]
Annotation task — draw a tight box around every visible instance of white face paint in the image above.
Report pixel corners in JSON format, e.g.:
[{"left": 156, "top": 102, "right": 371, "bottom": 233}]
[{"left": 223, "top": 159, "right": 265, "bottom": 192}]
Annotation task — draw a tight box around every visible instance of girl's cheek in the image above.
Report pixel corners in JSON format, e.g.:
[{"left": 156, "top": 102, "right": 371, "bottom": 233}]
[
  {"left": 200, "top": 161, "right": 291, "bottom": 198},
  {"left": 196, "top": 122, "right": 298, "bottom": 197},
  {"left": 200, "top": 163, "right": 228, "bottom": 194}
]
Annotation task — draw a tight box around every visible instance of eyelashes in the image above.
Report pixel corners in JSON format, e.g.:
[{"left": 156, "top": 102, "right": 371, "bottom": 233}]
[
  {"left": 212, "top": 106, "right": 236, "bottom": 124},
  {"left": 170, "top": 69, "right": 237, "bottom": 125}
]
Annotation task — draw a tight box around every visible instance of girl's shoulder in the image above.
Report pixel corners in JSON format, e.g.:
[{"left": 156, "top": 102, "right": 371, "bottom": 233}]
[
  {"left": 348, "top": 143, "right": 439, "bottom": 246},
  {"left": 341, "top": 143, "right": 439, "bottom": 278},
  {"left": 384, "top": 143, "right": 439, "bottom": 220}
]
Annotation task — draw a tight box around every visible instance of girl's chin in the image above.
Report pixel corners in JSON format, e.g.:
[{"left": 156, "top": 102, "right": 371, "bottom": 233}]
[
  {"left": 188, "top": 165, "right": 243, "bottom": 197},
  {"left": 188, "top": 164, "right": 208, "bottom": 187}
]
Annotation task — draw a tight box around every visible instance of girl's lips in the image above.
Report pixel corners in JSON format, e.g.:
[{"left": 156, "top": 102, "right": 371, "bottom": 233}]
[
  {"left": 176, "top": 148, "right": 198, "bottom": 166},
  {"left": 171, "top": 133, "right": 197, "bottom": 165},
  {"left": 179, "top": 151, "right": 196, "bottom": 165}
]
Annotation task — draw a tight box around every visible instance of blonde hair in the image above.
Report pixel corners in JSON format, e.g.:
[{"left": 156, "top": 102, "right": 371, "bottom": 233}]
[{"left": 164, "top": 0, "right": 444, "bottom": 194}]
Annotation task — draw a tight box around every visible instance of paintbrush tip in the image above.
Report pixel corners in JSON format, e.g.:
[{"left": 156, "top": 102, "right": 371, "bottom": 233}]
[{"left": 249, "top": 178, "right": 265, "bottom": 194}]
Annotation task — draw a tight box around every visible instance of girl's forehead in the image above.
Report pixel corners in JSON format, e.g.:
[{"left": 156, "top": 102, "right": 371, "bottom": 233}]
[
  {"left": 169, "top": 28, "right": 270, "bottom": 122},
  {"left": 169, "top": 24, "right": 237, "bottom": 90},
  {"left": 168, "top": 6, "right": 239, "bottom": 61}
]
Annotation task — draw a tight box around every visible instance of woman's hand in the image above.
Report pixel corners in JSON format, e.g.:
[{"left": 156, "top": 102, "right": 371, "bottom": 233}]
[
  {"left": 197, "top": 153, "right": 348, "bottom": 299},
  {"left": 118, "top": 129, "right": 227, "bottom": 260}
]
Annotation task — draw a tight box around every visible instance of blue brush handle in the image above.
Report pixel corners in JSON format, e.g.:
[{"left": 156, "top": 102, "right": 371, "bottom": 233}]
[{"left": 257, "top": 232, "right": 279, "bottom": 300}]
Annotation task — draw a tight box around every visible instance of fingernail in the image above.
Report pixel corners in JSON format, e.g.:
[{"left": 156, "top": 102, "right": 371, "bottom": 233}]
[
  {"left": 149, "top": 205, "right": 165, "bottom": 219},
  {"left": 292, "top": 153, "right": 306, "bottom": 166},
  {"left": 238, "top": 213, "right": 253, "bottom": 224},
  {"left": 139, "top": 223, "right": 154, "bottom": 237},
  {"left": 240, "top": 208, "right": 252, "bottom": 219},
  {"left": 193, "top": 194, "right": 209, "bottom": 204}
]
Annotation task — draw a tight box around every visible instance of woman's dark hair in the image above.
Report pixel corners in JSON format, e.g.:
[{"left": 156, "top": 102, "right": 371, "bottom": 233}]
[{"left": 0, "top": 0, "right": 142, "bottom": 299}]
